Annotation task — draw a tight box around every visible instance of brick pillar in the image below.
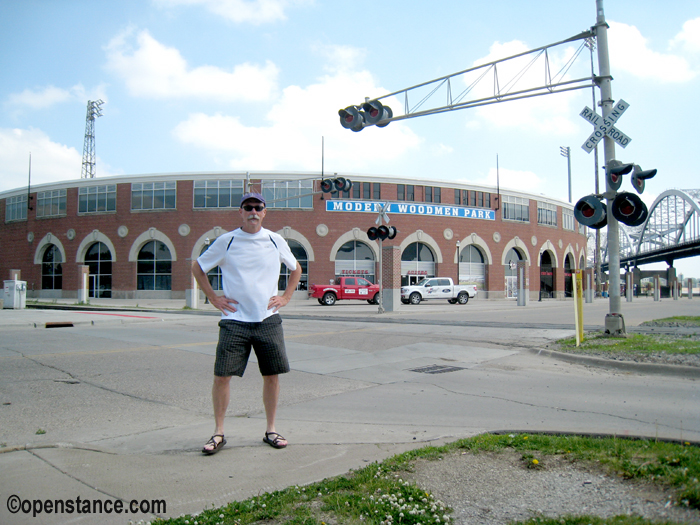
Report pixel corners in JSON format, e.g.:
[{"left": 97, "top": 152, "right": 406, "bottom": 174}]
[
  {"left": 77, "top": 265, "right": 90, "bottom": 303},
  {"left": 516, "top": 260, "right": 529, "bottom": 306},
  {"left": 584, "top": 267, "right": 594, "bottom": 303},
  {"left": 381, "top": 245, "right": 401, "bottom": 311}
]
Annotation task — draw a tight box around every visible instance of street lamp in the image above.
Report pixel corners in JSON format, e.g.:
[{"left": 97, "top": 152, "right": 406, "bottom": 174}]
[{"left": 455, "top": 239, "right": 461, "bottom": 284}]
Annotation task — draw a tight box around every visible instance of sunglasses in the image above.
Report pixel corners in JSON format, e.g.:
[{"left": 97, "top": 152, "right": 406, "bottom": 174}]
[{"left": 242, "top": 204, "right": 265, "bottom": 212}]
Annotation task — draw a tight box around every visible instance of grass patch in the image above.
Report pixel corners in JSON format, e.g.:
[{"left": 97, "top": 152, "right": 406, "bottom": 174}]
[
  {"left": 150, "top": 434, "right": 700, "bottom": 525},
  {"left": 642, "top": 317, "right": 700, "bottom": 327},
  {"left": 556, "top": 332, "right": 700, "bottom": 356}
]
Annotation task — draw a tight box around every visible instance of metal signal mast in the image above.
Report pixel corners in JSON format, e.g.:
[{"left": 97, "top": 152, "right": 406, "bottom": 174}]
[{"left": 81, "top": 99, "right": 104, "bottom": 179}]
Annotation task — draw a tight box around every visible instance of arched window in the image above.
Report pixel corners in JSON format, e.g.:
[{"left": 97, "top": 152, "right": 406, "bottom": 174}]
[
  {"left": 539, "top": 250, "right": 554, "bottom": 298},
  {"left": 504, "top": 247, "right": 523, "bottom": 299},
  {"left": 42, "top": 244, "right": 62, "bottom": 290},
  {"left": 504, "top": 248, "right": 523, "bottom": 276},
  {"left": 564, "top": 254, "right": 574, "bottom": 298},
  {"left": 200, "top": 243, "right": 223, "bottom": 291},
  {"left": 137, "top": 241, "right": 172, "bottom": 290},
  {"left": 85, "top": 242, "right": 112, "bottom": 298},
  {"left": 279, "top": 240, "right": 308, "bottom": 291},
  {"left": 401, "top": 242, "right": 436, "bottom": 285},
  {"left": 458, "top": 244, "right": 485, "bottom": 289},
  {"left": 335, "top": 241, "right": 375, "bottom": 283}
]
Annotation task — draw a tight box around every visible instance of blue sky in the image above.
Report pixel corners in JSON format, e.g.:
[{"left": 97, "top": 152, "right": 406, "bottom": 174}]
[{"left": 2, "top": 0, "right": 699, "bottom": 276}]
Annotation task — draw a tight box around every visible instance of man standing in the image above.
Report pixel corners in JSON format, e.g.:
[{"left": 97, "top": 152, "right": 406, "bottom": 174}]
[{"left": 192, "top": 192, "right": 301, "bottom": 454}]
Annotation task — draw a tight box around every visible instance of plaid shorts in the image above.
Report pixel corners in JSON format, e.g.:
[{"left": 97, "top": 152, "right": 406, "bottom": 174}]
[{"left": 214, "top": 315, "right": 290, "bottom": 377}]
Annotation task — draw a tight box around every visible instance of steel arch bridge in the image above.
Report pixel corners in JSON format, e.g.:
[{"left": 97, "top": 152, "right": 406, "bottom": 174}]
[{"left": 600, "top": 189, "right": 700, "bottom": 271}]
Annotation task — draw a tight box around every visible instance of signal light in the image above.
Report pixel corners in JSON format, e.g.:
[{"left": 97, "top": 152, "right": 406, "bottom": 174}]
[
  {"left": 362, "top": 100, "right": 393, "bottom": 127},
  {"left": 630, "top": 164, "right": 657, "bottom": 194},
  {"left": 605, "top": 160, "right": 633, "bottom": 191},
  {"left": 573, "top": 195, "right": 607, "bottom": 229},
  {"left": 367, "top": 226, "right": 397, "bottom": 241},
  {"left": 612, "top": 192, "right": 648, "bottom": 227},
  {"left": 338, "top": 106, "right": 365, "bottom": 132},
  {"left": 321, "top": 177, "right": 352, "bottom": 193},
  {"left": 339, "top": 102, "right": 393, "bottom": 131}
]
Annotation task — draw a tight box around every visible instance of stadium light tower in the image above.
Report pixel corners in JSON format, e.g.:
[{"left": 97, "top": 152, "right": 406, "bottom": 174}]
[
  {"left": 81, "top": 99, "right": 104, "bottom": 179},
  {"left": 560, "top": 146, "right": 571, "bottom": 203}
]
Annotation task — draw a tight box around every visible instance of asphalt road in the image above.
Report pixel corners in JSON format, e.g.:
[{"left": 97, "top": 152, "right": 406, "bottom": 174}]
[{"left": 1, "top": 296, "right": 699, "bottom": 524}]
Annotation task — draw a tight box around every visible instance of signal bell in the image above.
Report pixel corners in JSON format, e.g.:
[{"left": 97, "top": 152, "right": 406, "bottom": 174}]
[{"left": 573, "top": 195, "right": 607, "bottom": 230}]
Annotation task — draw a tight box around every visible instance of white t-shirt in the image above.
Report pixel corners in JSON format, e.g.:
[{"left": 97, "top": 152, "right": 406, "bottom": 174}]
[{"left": 196, "top": 227, "right": 298, "bottom": 322}]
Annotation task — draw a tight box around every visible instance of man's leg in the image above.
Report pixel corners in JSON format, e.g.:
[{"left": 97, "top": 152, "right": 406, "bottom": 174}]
[
  {"left": 204, "top": 375, "right": 231, "bottom": 452},
  {"left": 262, "top": 374, "right": 287, "bottom": 446}
]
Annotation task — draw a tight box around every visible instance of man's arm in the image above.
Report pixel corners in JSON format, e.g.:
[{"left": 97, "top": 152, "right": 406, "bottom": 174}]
[
  {"left": 268, "top": 263, "right": 302, "bottom": 313},
  {"left": 191, "top": 260, "right": 238, "bottom": 314}
]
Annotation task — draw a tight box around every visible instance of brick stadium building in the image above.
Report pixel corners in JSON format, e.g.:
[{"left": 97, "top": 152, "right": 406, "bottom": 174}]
[{"left": 0, "top": 172, "right": 588, "bottom": 302}]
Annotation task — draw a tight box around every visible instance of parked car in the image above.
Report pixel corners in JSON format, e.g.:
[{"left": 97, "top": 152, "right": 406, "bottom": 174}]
[
  {"left": 308, "top": 277, "right": 380, "bottom": 306},
  {"left": 401, "top": 277, "right": 477, "bottom": 305}
]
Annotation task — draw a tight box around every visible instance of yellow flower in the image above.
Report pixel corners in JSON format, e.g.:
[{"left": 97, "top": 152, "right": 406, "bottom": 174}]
[
  {"left": 532, "top": 459, "right": 539, "bottom": 465},
  {"left": 523, "top": 436, "right": 528, "bottom": 440}
]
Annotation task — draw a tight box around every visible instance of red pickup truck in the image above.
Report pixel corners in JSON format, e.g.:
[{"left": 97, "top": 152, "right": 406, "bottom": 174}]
[{"left": 308, "top": 277, "right": 380, "bottom": 306}]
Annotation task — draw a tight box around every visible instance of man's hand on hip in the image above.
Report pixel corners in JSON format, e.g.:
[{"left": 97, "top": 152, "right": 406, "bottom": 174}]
[
  {"left": 210, "top": 295, "right": 238, "bottom": 314},
  {"left": 268, "top": 295, "right": 289, "bottom": 313}
]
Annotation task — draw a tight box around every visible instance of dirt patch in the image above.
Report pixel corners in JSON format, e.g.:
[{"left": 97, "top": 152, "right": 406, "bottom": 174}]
[{"left": 404, "top": 450, "right": 700, "bottom": 524}]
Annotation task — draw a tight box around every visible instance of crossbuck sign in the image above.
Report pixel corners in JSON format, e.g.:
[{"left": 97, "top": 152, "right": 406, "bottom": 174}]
[{"left": 580, "top": 99, "right": 632, "bottom": 153}]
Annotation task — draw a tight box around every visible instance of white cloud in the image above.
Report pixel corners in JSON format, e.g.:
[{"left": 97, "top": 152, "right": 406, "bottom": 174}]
[
  {"left": 104, "top": 27, "right": 279, "bottom": 101},
  {"left": 470, "top": 166, "right": 544, "bottom": 194},
  {"left": 153, "top": 0, "right": 307, "bottom": 25},
  {"left": 463, "top": 40, "right": 582, "bottom": 134},
  {"left": 0, "top": 128, "right": 83, "bottom": 192},
  {"left": 5, "top": 84, "right": 107, "bottom": 111},
  {"left": 7, "top": 86, "right": 74, "bottom": 109},
  {"left": 607, "top": 21, "right": 696, "bottom": 83},
  {"left": 671, "top": 17, "right": 700, "bottom": 54},
  {"left": 172, "top": 45, "right": 421, "bottom": 172}
]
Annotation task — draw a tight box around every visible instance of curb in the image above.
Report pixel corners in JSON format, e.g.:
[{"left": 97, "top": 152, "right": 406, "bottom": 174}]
[{"left": 528, "top": 346, "right": 700, "bottom": 379}]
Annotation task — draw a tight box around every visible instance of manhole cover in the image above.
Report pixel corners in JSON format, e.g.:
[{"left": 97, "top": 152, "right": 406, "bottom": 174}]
[{"left": 409, "top": 364, "right": 466, "bottom": 374}]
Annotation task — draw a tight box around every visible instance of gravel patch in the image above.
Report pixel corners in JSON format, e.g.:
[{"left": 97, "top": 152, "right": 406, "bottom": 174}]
[{"left": 406, "top": 450, "right": 700, "bottom": 524}]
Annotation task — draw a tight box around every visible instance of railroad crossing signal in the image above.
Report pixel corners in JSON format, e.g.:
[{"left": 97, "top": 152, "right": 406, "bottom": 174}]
[
  {"left": 573, "top": 194, "right": 607, "bottom": 230},
  {"left": 605, "top": 159, "right": 633, "bottom": 191},
  {"left": 321, "top": 177, "right": 352, "bottom": 193},
  {"left": 367, "top": 225, "right": 397, "bottom": 241},
  {"left": 339, "top": 101, "right": 393, "bottom": 132},
  {"left": 630, "top": 165, "right": 657, "bottom": 194},
  {"left": 575, "top": 158, "right": 657, "bottom": 229}
]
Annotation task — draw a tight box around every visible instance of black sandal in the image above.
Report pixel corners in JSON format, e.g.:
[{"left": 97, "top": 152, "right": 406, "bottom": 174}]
[
  {"left": 263, "top": 431, "right": 287, "bottom": 449},
  {"left": 202, "top": 434, "right": 226, "bottom": 455}
]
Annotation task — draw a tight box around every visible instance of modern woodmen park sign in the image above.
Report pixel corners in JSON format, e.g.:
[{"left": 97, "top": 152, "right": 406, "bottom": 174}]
[{"left": 326, "top": 200, "right": 496, "bottom": 221}]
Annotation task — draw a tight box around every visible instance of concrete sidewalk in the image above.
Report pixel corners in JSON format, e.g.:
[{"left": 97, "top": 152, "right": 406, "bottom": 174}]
[{"left": 1, "top": 297, "right": 699, "bottom": 524}]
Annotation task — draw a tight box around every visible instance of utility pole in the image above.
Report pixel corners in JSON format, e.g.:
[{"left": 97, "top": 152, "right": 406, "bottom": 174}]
[
  {"left": 594, "top": 0, "right": 624, "bottom": 327},
  {"left": 584, "top": 36, "right": 603, "bottom": 297},
  {"left": 81, "top": 100, "right": 104, "bottom": 179}
]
